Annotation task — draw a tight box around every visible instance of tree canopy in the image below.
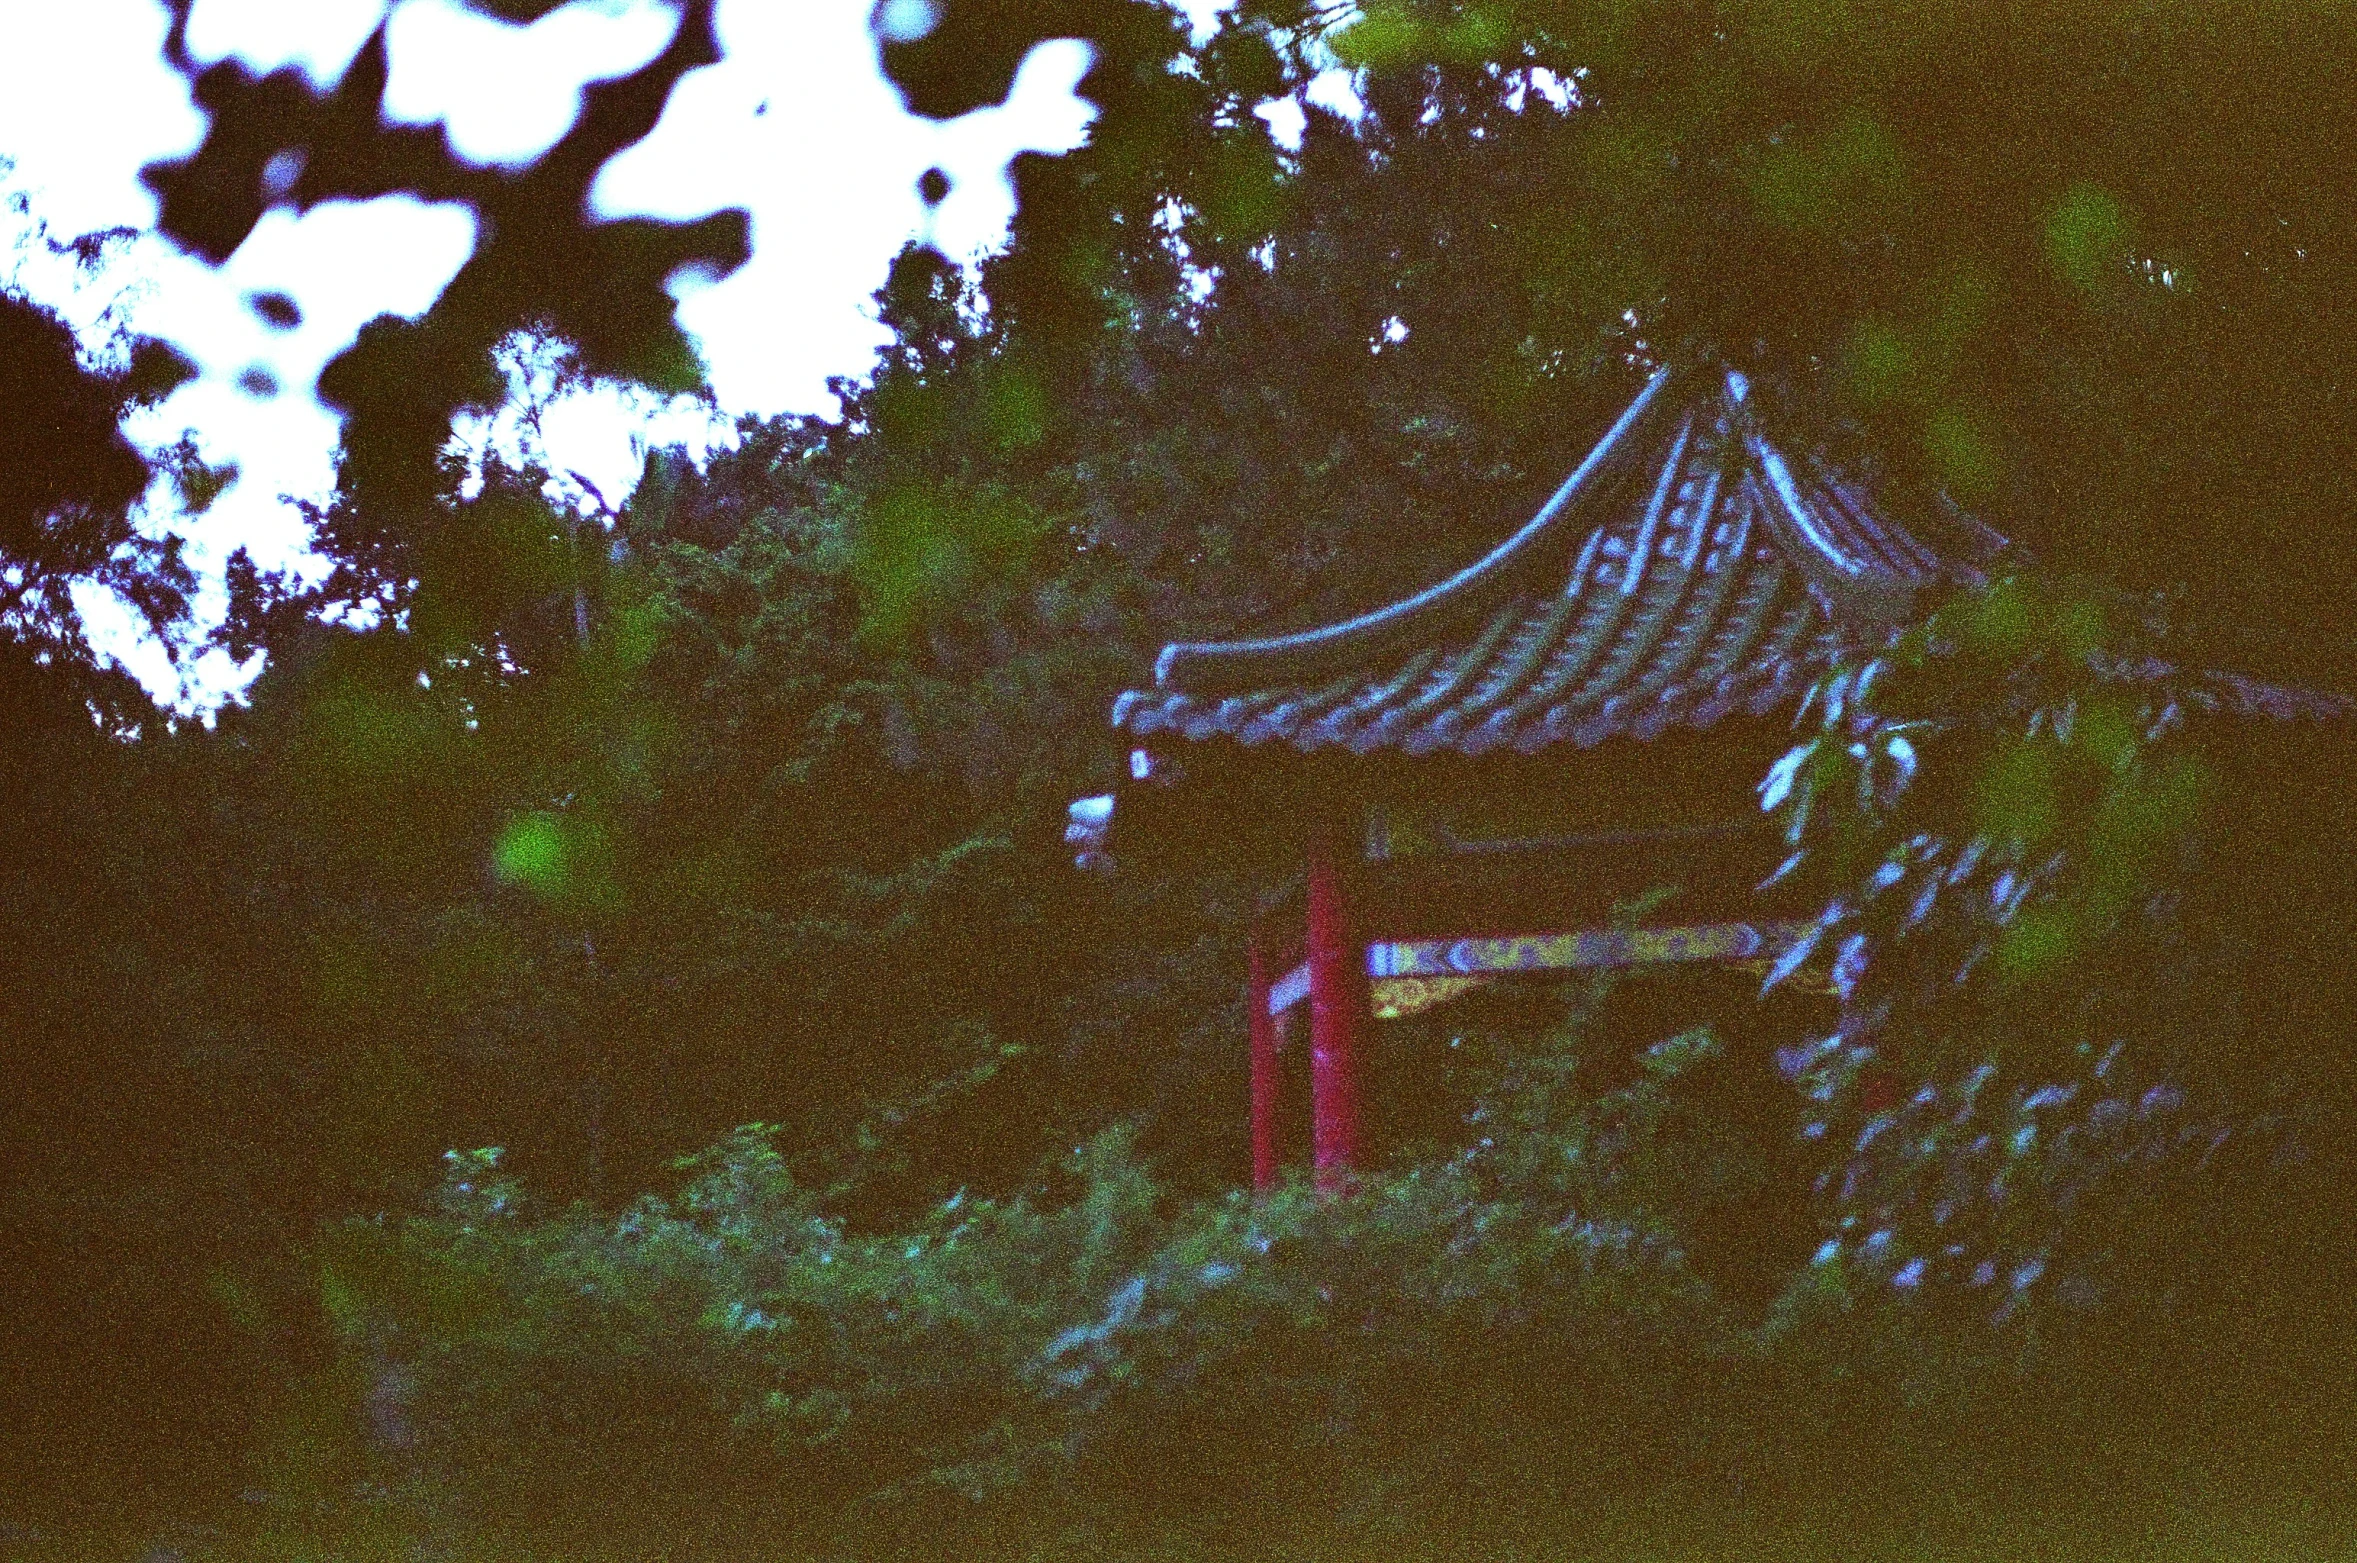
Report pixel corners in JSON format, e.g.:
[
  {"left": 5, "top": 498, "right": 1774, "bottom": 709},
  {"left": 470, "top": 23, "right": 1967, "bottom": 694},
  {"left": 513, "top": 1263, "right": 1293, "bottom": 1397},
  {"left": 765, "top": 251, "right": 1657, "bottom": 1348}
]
[{"left": 5, "top": 2, "right": 2357, "bottom": 1556}]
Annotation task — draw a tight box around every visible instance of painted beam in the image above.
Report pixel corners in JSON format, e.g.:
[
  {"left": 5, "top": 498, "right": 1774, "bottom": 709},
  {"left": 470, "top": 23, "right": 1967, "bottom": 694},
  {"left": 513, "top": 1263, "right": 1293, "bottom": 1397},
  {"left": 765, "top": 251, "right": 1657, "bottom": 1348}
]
[
  {"left": 1371, "top": 921, "right": 1811, "bottom": 978},
  {"left": 1267, "top": 920, "right": 1812, "bottom": 1013}
]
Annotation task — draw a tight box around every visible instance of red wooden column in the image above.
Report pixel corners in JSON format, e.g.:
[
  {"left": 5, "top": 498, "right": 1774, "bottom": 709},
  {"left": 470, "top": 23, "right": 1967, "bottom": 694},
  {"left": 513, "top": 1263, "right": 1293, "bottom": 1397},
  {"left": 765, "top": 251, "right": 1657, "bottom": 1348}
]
[
  {"left": 1306, "top": 844, "right": 1366, "bottom": 1187},
  {"left": 1247, "top": 929, "right": 1279, "bottom": 1192}
]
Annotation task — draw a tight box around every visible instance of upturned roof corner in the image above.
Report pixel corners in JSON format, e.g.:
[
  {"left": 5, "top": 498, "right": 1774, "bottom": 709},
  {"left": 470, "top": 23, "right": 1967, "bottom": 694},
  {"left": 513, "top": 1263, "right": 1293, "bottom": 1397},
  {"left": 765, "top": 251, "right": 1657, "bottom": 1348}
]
[{"left": 1118, "top": 362, "right": 2010, "bottom": 759}]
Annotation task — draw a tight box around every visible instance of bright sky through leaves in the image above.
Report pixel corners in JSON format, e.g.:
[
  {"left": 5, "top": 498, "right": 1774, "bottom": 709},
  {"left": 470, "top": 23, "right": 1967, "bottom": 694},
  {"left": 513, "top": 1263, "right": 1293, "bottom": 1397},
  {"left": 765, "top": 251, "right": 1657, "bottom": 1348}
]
[{"left": 0, "top": 0, "right": 1244, "bottom": 706}]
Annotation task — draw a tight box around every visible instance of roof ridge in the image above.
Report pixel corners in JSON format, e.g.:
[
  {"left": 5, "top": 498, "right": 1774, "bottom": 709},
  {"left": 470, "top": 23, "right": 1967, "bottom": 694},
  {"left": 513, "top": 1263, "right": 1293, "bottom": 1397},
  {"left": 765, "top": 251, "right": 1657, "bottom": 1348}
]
[
  {"left": 1147, "top": 360, "right": 1989, "bottom": 699},
  {"left": 1099, "top": 368, "right": 2354, "bottom": 773},
  {"left": 1121, "top": 360, "right": 2027, "bottom": 754},
  {"left": 1152, "top": 363, "right": 1680, "bottom": 696}
]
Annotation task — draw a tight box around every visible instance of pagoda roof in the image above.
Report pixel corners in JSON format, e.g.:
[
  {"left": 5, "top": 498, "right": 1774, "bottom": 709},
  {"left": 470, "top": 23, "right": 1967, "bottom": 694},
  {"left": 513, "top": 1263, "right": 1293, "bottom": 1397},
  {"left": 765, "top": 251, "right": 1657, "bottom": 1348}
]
[
  {"left": 1073, "top": 365, "right": 2349, "bottom": 871},
  {"left": 1112, "top": 364, "right": 2013, "bottom": 759}
]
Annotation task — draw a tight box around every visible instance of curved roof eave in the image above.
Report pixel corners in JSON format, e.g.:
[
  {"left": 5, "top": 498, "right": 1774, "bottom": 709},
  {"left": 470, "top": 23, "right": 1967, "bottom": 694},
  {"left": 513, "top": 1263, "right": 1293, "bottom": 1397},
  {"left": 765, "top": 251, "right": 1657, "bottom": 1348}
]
[{"left": 1152, "top": 364, "right": 1681, "bottom": 696}]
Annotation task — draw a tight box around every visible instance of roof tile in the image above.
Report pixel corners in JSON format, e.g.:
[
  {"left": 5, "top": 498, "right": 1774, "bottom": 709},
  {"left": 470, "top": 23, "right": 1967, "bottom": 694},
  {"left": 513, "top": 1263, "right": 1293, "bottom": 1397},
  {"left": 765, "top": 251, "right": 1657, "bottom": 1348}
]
[{"left": 1113, "top": 363, "right": 2343, "bottom": 758}]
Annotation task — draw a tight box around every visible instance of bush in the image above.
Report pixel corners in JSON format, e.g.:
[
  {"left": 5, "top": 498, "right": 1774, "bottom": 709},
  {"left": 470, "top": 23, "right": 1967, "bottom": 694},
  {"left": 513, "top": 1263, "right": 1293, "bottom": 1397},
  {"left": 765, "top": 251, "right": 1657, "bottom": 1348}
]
[
  {"left": 298, "top": 967, "right": 2357, "bottom": 1559},
  {"left": 308, "top": 989, "right": 1752, "bottom": 1536}
]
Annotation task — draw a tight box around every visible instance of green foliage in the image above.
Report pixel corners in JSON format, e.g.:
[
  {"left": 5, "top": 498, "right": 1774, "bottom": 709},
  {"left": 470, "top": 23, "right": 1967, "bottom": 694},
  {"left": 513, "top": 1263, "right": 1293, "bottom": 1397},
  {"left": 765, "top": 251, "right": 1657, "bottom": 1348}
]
[
  {"left": 14, "top": 3, "right": 2357, "bottom": 1552},
  {"left": 145, "top": 0, "right": 749, "bottom": 533},
  {"left": 490, "top": 811, "right": 574, "bottom": 899},
  {"left": 0, "top": 259, "right": 197, "bottom": 664},
  {"left": 2045, "top": 181, "right": 2134, "bottom": 296},
  {"left": 256, "top": 967, "right": 2357, "bottom": 1557},
  {"left": 334, "top": 992, "right": 1748, "bottom": 1529},
  {"left": 1755, "top": 571, "right": 2354, "bottom": 1323},
  {"left": 849, "top": 482, "right": 1051, "bottom": 642},
  {"left": 1273, "top": 0, "right": 2357, "bottom": 683}
]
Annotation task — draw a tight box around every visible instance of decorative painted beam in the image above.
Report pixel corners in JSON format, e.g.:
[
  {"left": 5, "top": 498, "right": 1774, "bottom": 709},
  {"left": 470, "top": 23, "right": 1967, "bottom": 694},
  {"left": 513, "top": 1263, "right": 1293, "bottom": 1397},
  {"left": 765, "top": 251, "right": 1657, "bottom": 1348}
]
[
  {"left": 1266, "top": 920, "right": 1812, "bottom": 1016},
  {"left": 1371, "top": 920, "right": 1811, "bottom": 978},
  {"left": 1370, "top": 976, "right": 1490, "bottom": 1021}
]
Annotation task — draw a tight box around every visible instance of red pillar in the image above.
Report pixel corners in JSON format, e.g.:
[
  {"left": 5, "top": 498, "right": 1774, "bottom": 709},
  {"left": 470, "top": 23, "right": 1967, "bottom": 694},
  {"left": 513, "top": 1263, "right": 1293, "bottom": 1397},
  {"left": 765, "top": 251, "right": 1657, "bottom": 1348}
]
[
  {"left": 1247, "top": 930, "right": 1279, "bottom": 1192},
  {"left": 1307, "top": 844, "right": 1365, "bottom": 1187}
]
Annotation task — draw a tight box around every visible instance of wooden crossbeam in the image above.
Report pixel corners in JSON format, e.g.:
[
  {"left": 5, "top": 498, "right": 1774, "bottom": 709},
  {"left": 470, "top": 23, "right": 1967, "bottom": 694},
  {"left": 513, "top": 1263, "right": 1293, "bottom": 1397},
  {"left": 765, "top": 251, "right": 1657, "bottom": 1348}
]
[
  {"left": 1266, "top": 920, "right": 1811, "bottom": 1017},
  {"left": 1373, "top": 921, "right": 1811, "bottom": 978}
]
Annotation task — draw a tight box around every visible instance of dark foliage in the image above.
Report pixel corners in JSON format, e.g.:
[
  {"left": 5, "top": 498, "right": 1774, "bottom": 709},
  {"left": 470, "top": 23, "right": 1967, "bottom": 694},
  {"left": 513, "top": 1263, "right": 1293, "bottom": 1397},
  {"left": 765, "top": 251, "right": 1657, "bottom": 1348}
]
[
  {"left": 0, "top": 293, "right": 148, "bottom": 533},
  {"left": 0, "top": 287, "right": 196, "bottom": 657},
  {"left": 6, "top": 3, "right": 2357, "bottom": 1556},
  {"left": 145, "top": 0, "right": 749, "bottom": 533}
]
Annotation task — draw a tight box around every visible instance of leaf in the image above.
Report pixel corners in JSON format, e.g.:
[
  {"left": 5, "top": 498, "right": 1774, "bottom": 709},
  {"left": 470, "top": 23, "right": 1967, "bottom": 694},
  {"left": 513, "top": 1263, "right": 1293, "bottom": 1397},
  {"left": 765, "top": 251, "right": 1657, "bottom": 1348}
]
[
  {"left": 1102, "top": 1274, "right": 1147, "bottom": 1332},
  {"left": 1883, "top": 733, "right": 1918, "bottom": 796},
  {"left": 1830, "top": 932, "right": 1869, "bottom": 999},
  {"left": 1785, "top": 787, "right": 1814, "bottom": 846},
  {"left": 1760, "top": 742, "right": 1812, "bottom": 813},
  {"left": 1039, "top": 1324, "right": 1092, "bottom": 1362},
  {"left": 1904, "top": 870, "right": 1942, "bottom": 929},
  {"left": 1761, "top": 923, "right": 1824, "bottom": 994},
  {"left": 1822, "top": 668, "right": 1852, "bottom": 727}
]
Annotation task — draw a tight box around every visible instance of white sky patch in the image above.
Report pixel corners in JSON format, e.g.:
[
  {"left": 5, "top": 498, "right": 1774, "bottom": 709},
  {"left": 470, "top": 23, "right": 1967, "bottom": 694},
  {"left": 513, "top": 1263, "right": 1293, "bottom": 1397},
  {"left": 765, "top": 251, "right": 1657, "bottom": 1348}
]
[
  {"left": 1173, "top": 0, "right": 1238, "bottom": 45},
  {"left": 383, "top": 0, "right": 684, "bottom": 167},
  {"left": 1507, "top": 65, "right": 1577, "bottom": 116},
  {"left": 449, "top": 335, "right": 735, "bottom": 522},
  {"left": 1254, "top": 95, "right": 1307, "bottom": 153},
  {"left": 84, "top": 195, "right": 481, "bottom": 702},
  {"left": 1252, "top": 63, "right": 1367, "bottom": 155},
  {"left": 185, "top": 0, "right": 390, "bottom": 88},
  {"left": 134, "top": 197, "right": 480, "bottom": 427},
  {"left": 0, "top": 0, "right": 1119, "bottom": 711},
  {"left": 0, "top": 0, "right": 204, "bottom": 235},
  {"left": 592, "top": 1, "right": 1096, "bottom": 415},
  {"left": 130, "top": 195, "right": 481, "bottom": 558},
  {"left": 530, "top": 387, "right": 727, "bottom": 507},
  {"left": 1305, "top": 65, "right": 1367, "bottom": 124}
]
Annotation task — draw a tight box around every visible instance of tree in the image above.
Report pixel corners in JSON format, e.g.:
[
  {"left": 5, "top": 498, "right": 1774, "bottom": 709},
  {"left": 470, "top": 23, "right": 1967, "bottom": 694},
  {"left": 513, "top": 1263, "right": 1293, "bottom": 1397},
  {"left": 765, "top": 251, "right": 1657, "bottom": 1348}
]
[
  {"left": 0, "top": 271, "right": 196, "bottom": 690},
  {"left": 13, "top": 1, "right": 2357, "bottom": 1548}
]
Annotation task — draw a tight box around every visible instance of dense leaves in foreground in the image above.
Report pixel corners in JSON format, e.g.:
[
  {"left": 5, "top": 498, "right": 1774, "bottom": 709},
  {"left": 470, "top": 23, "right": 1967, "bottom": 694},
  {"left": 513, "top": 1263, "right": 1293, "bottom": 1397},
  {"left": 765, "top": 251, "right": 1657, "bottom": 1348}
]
[
  {"left": 168, "top": 994, "right": 2357, "bottom": 1560},
  {"left": 7, "top": 0, "right": 2357, "bottom": 1556}
]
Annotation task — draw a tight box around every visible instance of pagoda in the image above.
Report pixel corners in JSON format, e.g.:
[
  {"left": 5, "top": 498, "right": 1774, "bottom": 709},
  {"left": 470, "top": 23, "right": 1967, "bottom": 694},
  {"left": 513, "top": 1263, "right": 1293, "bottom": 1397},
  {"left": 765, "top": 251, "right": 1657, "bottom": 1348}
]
[{"left": 1066, "top": 362, "right": 2329, "bottom": 1189}]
